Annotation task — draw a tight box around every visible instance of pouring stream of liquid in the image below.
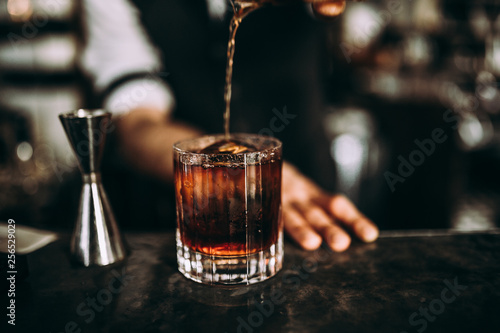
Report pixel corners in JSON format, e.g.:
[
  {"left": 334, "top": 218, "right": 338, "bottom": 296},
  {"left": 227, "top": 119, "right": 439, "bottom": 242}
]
[{"left": 224, "top": 1, "right": 261, "bottom": 139}]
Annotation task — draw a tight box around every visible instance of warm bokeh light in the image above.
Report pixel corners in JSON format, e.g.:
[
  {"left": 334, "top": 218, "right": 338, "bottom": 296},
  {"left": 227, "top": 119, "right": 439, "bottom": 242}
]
[
  {"left": 7, "top": 0, "right": 33, "bottom": 22},
  {"left": 312, "top": 0, "right": 346, "bottom": 19}
]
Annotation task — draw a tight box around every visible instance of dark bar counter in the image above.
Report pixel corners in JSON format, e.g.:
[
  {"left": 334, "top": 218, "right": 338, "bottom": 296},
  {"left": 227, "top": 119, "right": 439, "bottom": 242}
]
[{"left": 16, "top": 230, "right": 500, "bottom": 333}]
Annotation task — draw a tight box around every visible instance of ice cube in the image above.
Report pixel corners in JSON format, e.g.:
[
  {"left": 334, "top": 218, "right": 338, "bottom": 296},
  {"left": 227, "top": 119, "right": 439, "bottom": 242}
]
[{"left": 198, "top": 139, "right": 257, "bottom": 154}]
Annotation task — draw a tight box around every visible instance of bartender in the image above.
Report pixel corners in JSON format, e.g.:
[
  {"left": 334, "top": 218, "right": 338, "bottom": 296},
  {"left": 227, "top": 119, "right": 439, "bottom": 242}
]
[{"left": 79, "top": 0, "right": 378, "bottom": 252}]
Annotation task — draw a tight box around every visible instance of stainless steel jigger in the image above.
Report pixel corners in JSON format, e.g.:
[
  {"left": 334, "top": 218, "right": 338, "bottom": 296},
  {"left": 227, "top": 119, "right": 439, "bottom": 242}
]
[{"left": 59, "top": 109, "right": 127, "bottom": 266}]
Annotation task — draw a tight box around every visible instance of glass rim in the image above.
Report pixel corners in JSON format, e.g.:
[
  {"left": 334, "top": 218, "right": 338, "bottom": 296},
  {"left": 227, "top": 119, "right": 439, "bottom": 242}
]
[
  {"left": 173, "top": 133, "right": 282, "bottom": 156},
  {"left": 173, "top": 133, "right": 282, "bottom": 166}
]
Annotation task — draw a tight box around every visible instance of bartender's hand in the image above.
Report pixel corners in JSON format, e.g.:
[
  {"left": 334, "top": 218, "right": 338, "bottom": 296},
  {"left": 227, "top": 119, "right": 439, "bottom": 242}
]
[
  {"left": 311, "top": 0, "right": 347, "bottom": 19},
  {"left": 282, "top": 162, "right": 378, "bottom": 252}
]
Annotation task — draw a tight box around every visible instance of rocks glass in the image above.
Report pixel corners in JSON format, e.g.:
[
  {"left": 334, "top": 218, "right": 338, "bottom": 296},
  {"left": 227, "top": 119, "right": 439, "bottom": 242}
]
[{"left": 174, "top": 134, "right": 283, "bottom": 285}]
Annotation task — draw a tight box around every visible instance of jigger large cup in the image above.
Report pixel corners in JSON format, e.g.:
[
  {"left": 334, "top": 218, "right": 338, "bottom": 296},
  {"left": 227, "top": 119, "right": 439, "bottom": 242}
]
[{"left": 59, "top": 109, "right": 127, "bottom": 266}]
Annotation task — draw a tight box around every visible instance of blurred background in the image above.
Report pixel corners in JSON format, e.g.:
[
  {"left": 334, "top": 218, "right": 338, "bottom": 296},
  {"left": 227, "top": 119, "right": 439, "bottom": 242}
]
[{"left": 1, "top": 0, "right": 500, "bottom": 233}]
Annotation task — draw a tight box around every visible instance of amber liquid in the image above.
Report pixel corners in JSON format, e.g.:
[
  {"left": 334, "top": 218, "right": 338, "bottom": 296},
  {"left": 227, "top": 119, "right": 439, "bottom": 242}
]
[
  {"left": 224, "top": 1, "right": 261, "bottom": 139},
  {"left": 175, "top": 158, "right": 282, "bottom": 256}
]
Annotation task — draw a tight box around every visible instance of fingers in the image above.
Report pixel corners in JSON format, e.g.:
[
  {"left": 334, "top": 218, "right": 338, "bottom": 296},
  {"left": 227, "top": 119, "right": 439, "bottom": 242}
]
[
  {"left": 283, "top": 208, "right": 322, "bottom": 251},
  {"left": 326, "top": 195, "right": 379, "bottom": 243},
  {"left": 312, "top": 0, "right": 346, "bottom": 19},
  {"left": 296, "top": 203, "right": 352, "bottom": 252},
  {"left": 282, "top": 161, "right": 378, "bottom": 252}
]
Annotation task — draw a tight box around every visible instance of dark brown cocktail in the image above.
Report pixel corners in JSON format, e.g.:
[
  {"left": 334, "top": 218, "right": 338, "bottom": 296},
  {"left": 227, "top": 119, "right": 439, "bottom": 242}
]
[{"left": 174, "top": 134, "right": 282, "bottom": 285}]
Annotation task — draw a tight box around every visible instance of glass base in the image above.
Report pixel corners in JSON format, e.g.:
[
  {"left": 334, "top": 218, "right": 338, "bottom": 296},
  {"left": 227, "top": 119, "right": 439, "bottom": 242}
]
[{"left": 176, "top": 230, "right": 283, "bottom": 285}]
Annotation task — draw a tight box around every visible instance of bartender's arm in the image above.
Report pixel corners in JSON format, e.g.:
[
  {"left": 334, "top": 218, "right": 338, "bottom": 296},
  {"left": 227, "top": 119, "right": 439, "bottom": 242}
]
[{"left": 80, "top": 0, "right": 378, "bottom": 252}]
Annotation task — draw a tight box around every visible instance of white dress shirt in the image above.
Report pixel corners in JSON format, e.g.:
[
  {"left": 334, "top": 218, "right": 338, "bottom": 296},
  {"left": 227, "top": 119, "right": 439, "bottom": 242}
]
[{"left": 80, "top": 0, "right": 176, "bottom": 115}]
